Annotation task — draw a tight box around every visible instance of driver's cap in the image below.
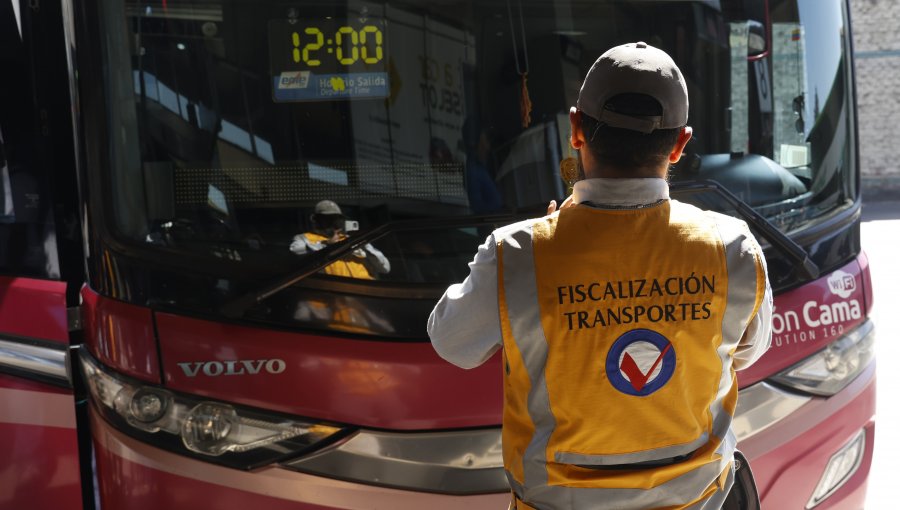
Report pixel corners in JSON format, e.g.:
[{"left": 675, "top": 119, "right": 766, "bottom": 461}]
[
  {"left": 314, "top": 200, "right": 343, "bottom": 216},
  {"left": 577, "top": 42, "right": 688, "bottom": 133}
]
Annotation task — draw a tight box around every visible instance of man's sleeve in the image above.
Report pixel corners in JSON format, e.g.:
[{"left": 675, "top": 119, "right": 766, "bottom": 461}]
[
  {"left": 362, "top": 243, "right": 391, "bottom": 274},
  {"left": 427, "top": 234, "right": 503, "bottom": 369},
  {"left": 733, "top": 234, "right": 774, "bottom": 370},
  {"left": 289, "top": 234, "right": 310, "bottom": 255}
]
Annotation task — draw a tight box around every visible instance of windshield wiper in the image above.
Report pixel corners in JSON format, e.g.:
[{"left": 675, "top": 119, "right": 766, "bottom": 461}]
[
  {"left": 222, "top": 181, "right": 817, "bottom": 319},
  {"left": 220, "top": 212, "right": 525, "bottom": 318},
  {"left": 669, "top": 179, "right": 820, "bottom": 282}
]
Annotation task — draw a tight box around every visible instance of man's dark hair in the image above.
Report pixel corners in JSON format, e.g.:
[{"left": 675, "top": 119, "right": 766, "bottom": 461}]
[{"left": 581, "top": 94, "right": 682, "bottom": 171}]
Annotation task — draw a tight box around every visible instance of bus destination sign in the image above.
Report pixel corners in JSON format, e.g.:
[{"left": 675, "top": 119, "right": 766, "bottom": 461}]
[{"left": 268, "top": 18, "right": 389, "bottom": 102}]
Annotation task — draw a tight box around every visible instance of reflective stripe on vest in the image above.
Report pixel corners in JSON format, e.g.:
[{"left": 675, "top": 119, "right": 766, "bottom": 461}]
[{"left": 497, "top": 201, "right": 764, "bottom": 510}]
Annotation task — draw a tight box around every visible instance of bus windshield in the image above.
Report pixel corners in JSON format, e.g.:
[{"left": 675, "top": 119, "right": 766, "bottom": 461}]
[{"left": 92, "top": 0, "right": 855, "bottom": 332}]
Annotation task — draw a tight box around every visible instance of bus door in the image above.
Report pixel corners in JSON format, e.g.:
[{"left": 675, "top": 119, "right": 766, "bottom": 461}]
[{"left": 0, "top": 1, "right": 84, "bottom": 508}]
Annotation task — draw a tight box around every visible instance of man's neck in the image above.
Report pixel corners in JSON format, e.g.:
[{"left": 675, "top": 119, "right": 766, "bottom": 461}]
[
  {"left": 578, "top": 151, "right": 669, "bottom": 179},
  {"left": 588, "top": 165, "right": 668, "bottom": 180}
]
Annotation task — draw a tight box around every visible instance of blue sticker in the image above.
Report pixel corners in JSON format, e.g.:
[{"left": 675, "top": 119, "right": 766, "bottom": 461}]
[
  {"left": 272, "top": 71, "right": 389, "bottom": 102},
  {"left": 605, "top": 329, "right": 676, "bottom": 396}
]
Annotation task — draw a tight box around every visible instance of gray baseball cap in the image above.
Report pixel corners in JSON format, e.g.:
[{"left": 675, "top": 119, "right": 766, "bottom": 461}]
[
  {"left": 576, "top": 42, "right": 688, "bottom": 133},
  {"left": 314, "top": 200, "right": 343, "bottom": 216}
]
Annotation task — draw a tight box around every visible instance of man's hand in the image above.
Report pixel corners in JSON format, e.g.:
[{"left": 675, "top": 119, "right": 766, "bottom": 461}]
[{"left": 547, "top": 195, "right": 575, "bottom": 214}]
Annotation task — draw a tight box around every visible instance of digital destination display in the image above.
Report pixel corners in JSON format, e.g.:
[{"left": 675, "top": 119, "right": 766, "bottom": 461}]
[{"left": 268, "top": 18, "right": 389, "bottom": 102}]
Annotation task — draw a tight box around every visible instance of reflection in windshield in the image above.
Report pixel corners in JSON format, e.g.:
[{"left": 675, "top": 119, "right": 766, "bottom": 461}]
[
  {"left": 463, "top": 117, "right": 504, "bottom": 214},
  {"left": 290, "top": 200, "right": 390, "bottom": 280},
  {"left": 293, "top": 294, "right": 396, "bottom": 335},
  {"left": 98, "top": 0, "right": 853, "bottom": 290}
]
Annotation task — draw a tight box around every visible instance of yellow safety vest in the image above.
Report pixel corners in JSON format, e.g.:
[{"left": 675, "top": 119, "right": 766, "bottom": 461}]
[
  {"left": 497, "top": 200, "right": 765, "bottom": 510},
  {"left": 301, "top": 232, "right": 374, "bottom": 280}
]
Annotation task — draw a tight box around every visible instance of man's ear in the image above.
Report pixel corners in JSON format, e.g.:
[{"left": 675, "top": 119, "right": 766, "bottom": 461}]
[
  {"left": 569, "top": 107, "right": 587, "bottom": 150},
  {"left": 668, "top": 126, "right": 693, "bottom": 163}
]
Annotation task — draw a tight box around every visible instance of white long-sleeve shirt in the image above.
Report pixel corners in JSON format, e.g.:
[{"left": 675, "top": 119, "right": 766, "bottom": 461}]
[{"left": 428, "top": 177, "right": 773, "bottom": 370}]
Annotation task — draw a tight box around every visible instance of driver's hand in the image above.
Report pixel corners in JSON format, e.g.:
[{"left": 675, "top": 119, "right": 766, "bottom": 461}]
[{"left": 547, "top": 195, "right": 575, "bottom": 214}]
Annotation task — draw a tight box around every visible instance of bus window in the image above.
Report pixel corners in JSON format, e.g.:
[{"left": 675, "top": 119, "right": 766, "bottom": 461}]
[{"left": 0, "top": 6, "right": 60, "bottom": 279}]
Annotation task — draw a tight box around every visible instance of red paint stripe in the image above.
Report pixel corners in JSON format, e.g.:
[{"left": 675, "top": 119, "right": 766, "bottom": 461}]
[{"left": 0, "top": 387, "right": 76, "bottom": 428}]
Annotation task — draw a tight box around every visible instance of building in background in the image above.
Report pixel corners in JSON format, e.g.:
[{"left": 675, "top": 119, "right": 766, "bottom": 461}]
[{"left": 852, "top": 0, "right": 900, "bottom": 198}]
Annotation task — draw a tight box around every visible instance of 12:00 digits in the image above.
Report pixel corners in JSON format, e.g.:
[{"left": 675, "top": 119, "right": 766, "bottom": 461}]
[{"left": 292, "top": 25, "right": 383, "bottom": 66}]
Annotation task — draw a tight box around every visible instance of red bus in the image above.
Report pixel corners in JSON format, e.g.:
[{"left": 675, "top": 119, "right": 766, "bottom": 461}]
[{"left": 0, "top": 0, "right": 874, "bottom": 509}]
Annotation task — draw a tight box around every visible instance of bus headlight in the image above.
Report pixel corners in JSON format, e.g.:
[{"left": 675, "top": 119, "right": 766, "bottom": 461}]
[
  {"left": 129, "top": 388, "right": 171, "bottom": 424},
  {"left": 770, "top": 320, "right": 874, "bottom": 396},
  {"left": 78, "top": 347, "right": 348, "bottom": 469},
  {"left": 181, "top": 402, "right": 239, "bottom": 455}
]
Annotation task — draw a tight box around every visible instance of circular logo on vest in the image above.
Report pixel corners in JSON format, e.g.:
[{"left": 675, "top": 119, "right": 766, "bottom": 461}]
[{"left": 605, "top": 329, "right": 676, "bottom": 396}]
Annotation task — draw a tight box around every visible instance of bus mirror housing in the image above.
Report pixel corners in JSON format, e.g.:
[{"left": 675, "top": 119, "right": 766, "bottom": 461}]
[{"left": 747, "top": 20, "right": 766, "bottom": 55}]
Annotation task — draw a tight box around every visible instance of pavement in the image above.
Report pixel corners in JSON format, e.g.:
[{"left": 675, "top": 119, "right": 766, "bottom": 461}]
[{"left": 859, "top": 198, "right": 900, "bottom": 508}]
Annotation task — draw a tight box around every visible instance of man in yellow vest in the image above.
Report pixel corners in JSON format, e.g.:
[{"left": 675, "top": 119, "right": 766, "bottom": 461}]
[
  {"left": 428, "top": 42, "right": 773, "bottom": 510},
  {"left": 290, "top": 200, "right": 390, "bottom": 280}
]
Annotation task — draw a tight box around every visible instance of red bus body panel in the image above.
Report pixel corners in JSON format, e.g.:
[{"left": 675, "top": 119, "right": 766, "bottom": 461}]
[
  {"left": 83, "top": 254, "right": 875, "bottom": 509},
  {"left": 82, "top": 287, "right": 161, "bottom": 384},
  {"left": 744, "top": 364, "right": 875, "bottom": 509},
  {"left": 738, "top": 258, "right": 867, "bottom": 387},
  {"left": 0, "top": 374, "right": 83, "bottom": 510},
  {"left": 90, "top": 406, "right": 510, "bottom": 510},
  {"left": 0, "top": 277, "right": 83, "bottom": 510},
  {"left": 156, "top": 312, "right": 502, "bottom": 429},
  {"left": 0, "top": 275, "right": 69, "bottom": 343}
]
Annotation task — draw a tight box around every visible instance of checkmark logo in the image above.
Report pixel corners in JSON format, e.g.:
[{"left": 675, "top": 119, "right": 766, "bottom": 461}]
[
  {"left": 620, "top": 343, "right": 672, "bottom": 392},
  {"left": 606, "top": 329, "right": 676, "bottom": 396}
]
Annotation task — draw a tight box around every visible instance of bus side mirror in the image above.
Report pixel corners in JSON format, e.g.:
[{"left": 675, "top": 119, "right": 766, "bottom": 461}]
[{"left": 748, "top": 20, "right": 767, "bottom": 57}]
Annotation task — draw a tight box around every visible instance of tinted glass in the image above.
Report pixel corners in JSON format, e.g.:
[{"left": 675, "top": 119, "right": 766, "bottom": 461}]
[
  {"left": 0, "top": 4, "right": 60, "bottom": 279},
  {"left": 90, "top": 0, "right": 855, "bottom": 331}
]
